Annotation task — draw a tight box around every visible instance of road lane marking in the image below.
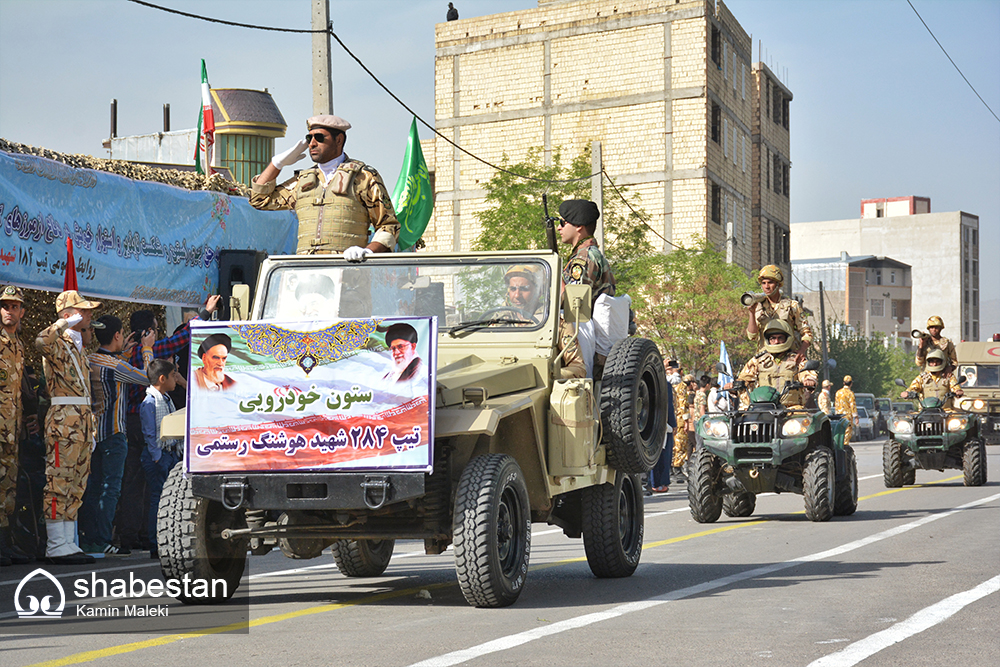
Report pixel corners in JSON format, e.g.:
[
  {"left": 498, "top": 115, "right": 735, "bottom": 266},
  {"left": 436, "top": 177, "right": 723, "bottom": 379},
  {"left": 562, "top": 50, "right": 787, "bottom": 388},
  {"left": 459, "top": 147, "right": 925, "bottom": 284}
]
[
  {"left": 22, "top": 476, "right": 979, "bottom": 666},
  {"left": 806, "top": 574, "right": 1000, "bottom": 667},
  {"left": 406, "top": 492, "right": 1000, "bottom": 667}
]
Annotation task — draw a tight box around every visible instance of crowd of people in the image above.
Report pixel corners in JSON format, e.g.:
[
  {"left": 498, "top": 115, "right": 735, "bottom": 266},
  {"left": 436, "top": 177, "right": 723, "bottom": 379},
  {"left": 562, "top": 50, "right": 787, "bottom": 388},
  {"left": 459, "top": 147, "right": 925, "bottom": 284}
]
[{"left": 0, "top": 285, "right": 219, "bottom": 566}]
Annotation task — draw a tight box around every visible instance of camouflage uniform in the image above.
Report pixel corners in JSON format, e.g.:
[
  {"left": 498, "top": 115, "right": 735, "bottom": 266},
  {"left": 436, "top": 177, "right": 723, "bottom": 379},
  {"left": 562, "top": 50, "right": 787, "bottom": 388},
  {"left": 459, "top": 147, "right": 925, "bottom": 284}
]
[
  {"left": 835, "top": 386, "right": 857, "bottom": 447},
  {"left": 0, "top": 326, "right": 23, "bottom": 528},
  {"left": 817, "top": 388, "right": 832, "bottom": 415},
  {"left": 915, "top": 336, "right": 957, "bottom": 371},
  {"left": 672, "top": 382, "right": 691, "bottom": 468},
  {"left": 563, "top": 237, "right": 616, "bottom": 303},
  {"left": 736, "top": 352, "right": 817, "bottom": 408},
  {"left": 694, "top": 386, "right": 708, "bottom": 418},
  {"left": 250, "top": 156, "right": 400, "bottom": 254},
  {"left": 36, "top": 319, "right": 94, "bottom": 521},
  {"left": 906, "top": 371, "right": 962, "bottom": 411},
  {"left": 748, "top": 296, "right": 813, "bottom": 351}
]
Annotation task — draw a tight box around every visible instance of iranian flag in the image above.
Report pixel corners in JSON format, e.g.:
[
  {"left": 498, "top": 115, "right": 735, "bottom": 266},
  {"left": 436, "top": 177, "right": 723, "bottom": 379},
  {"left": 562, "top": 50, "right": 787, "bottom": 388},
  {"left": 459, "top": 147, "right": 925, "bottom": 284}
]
[{"left": 194, "top": 59, "right": 215, "bottom": 175}]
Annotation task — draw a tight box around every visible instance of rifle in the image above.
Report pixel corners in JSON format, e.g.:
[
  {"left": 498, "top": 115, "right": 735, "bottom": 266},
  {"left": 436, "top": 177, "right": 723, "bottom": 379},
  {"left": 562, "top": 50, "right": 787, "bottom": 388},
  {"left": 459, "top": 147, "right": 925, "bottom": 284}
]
[{"left": 541, "top": 194, "right": 559, "bottom": 253}]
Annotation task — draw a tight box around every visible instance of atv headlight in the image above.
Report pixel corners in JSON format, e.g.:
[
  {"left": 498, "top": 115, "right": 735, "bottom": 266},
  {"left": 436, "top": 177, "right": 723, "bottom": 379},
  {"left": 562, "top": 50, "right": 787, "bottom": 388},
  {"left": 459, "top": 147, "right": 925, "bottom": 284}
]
[
  {"left": 704, "top": 418, "right": 730, "bottom": 439},
  {"left": 893, "top": 419, "right": 913, "bottom": 434},
  {"left": 781, "top": 417, "right": 811, "bottom": 437},
  {"left": 947, "top": 416, "right": 968, "bottom": 432}
]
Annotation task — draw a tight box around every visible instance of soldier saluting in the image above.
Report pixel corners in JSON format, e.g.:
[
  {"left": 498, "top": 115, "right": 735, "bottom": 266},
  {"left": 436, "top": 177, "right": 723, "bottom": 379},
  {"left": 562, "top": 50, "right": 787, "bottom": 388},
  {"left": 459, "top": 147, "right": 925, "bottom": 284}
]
[{"left": 250, "top": 115, "right": 400, "bottom": 261}]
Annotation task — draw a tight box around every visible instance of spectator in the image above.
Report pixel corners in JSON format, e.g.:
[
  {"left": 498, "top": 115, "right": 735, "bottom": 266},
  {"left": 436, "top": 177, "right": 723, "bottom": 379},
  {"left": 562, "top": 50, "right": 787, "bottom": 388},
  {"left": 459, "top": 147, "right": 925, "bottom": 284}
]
[
  {"left": 446, "top": 2, "right": 458, "bottom": 21},
  {"left": 139, "top": 359, "right": 184, "bottom": 559},
  {"left": 647, "top": 363, "right": 676, "bottom": 494},
  {"left": 79, "top": 316, "right": 154, "bottom": 556},
  {"left": 708, "top": 379, "right": 728, "bottom": 413}
]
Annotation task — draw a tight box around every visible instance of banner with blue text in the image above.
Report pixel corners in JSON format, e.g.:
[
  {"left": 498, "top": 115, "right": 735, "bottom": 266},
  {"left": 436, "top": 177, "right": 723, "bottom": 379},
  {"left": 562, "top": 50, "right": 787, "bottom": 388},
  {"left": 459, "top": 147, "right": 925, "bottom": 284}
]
[{"left": 0, "top": 150, "right": 297, "bottom": 306}]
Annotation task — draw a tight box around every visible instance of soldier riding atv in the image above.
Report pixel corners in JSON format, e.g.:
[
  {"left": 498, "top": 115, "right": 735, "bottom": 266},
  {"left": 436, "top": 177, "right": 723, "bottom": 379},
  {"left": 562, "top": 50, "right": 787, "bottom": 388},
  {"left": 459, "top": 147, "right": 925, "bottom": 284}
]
[
  {"left": 689, "top": 320, "right": 858, "bottom": 523},
  {"left": 884, "top": 348, "right": 987, "bottom": 487}
]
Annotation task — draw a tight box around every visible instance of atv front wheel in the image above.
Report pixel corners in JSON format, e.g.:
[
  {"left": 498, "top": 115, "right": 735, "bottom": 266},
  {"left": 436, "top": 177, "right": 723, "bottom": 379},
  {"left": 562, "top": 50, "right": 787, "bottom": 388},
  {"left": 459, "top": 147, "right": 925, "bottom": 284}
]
[
  {"left": 803, "top": 447, "right": 835, "bottom": 522},
  {"left": 453, "top": 454, "right": 531, "bottom": 608},
  {"left": 834, "top": 445, "right": 859, "bottom": 516},
  {"left": 582, "top": 471, "right": 644, "bottom": 578},
  {"left": 722, "top": 491, "right": 756, "bottom": 518},
  {"left": 883, "top": 439, "right": 906, "bottom": 488},
  {"left": 688, "top": 447, "right": 723, "bottom": 523},
  {"left": 331, "top": 539, "right": 395, "bottom": 577},
  {"left": 963, "top": 439, "right": 987, "bottom": 487}
]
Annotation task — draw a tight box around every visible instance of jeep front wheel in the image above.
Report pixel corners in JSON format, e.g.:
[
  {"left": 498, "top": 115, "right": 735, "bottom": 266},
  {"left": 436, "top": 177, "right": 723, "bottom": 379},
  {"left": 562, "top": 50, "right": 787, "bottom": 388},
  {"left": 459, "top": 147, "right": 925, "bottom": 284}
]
[
  {"left": 331, "top": 539, "right": 395, "bottom": 577},
  {"left": 883, "top": 439, "right": 905, "bottom": 488},
  {"left": 600, "top": 337, "right": 668, "bottom": 474},
  {"left": 834, "top": 445, "right": 859, "bottom": 516},
  {"left": 582, "top": 472, "right": 644, "bottom": 578},
  {"left": 963, "top": 439, "right": 987, "bottom": 487},
  {"left": 688, "top": 447, "right": 723, "bottom": 523},
  {"left": 157, "top": 462, "right": 247, "bottom": 604},
  {"left": 803, "top": 447, "right": 835, "bottom": 522},
  {"left": 453, "top": 454, "right": 531, "bottom": 608}
]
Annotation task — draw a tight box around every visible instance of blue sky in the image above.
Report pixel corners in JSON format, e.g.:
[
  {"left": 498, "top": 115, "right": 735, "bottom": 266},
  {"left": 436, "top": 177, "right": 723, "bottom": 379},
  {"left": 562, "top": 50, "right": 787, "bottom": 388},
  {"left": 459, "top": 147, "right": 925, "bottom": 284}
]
[{"left": 1, "top": 0, "right": 997, "bottom": 336}]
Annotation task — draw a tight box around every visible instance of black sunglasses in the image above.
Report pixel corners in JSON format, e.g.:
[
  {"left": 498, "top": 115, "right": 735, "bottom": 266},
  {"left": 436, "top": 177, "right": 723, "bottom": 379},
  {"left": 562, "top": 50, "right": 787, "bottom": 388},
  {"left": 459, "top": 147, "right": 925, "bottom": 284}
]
[{"left": 305, "top": 132, "right": 332, "bottom": 143}]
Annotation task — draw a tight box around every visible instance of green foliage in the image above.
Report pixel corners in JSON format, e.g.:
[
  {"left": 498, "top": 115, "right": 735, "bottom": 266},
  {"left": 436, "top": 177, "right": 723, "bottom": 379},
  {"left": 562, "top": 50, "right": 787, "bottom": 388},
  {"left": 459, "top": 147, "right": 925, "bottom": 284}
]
[
  {"left": 819, "top": 329, "right": 917, "bottom": 397},
  {"left": 640, "top": 240, "right": 758, "bottom": 374}
]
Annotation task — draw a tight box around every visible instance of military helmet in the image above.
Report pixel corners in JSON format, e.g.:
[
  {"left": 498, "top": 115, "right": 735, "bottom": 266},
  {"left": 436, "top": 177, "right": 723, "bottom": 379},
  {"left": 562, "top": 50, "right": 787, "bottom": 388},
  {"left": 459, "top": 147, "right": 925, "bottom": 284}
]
[
  {"left": 763, "top": 319, "right": 794, "bottom": 355},
  {"left": 757, "top": 264, "right": 784, "bottom": 286},
  {"left": 926, "top": 315, "right": 944, "bottom": 329},
  {"left": 925, "top": 348, "right": 947, "bottom": 372}
]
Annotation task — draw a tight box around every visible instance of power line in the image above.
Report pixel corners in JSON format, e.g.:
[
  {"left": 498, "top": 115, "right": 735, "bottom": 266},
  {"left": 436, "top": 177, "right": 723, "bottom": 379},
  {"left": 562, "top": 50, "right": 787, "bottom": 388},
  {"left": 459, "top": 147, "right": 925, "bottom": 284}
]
[
  {"left": 126, "top": 0, "right": 326, "bottom": 33},
  {"left": 601, "top": 169, "right": 682, "bottom": 251},
  {"left": 905, "top": 0, "right": 999, "bottom": 124}
]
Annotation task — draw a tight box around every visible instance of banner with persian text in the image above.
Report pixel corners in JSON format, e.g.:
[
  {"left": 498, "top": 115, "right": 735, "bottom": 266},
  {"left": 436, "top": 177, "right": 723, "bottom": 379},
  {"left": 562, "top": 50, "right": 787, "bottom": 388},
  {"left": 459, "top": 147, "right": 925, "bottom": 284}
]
[
  {"left": 0, "top": 150, "right": 297, "bottom": 306},
  {"left": 186, "top": 317, "right": 436, "bottom": 473}
]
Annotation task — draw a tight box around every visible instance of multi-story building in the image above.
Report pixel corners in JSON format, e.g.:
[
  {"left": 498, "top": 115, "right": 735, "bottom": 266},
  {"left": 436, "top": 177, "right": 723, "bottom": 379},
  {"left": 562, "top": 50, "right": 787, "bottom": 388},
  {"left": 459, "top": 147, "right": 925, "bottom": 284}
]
[
  {"left": 424, "top": 0, "right": 789, "bottom": 278},
  {"left": 792, "top": 253, "right": 913, "bottom": 348},
  {"left": 791, "top": 198, "right": 980, "bottom": 342}
]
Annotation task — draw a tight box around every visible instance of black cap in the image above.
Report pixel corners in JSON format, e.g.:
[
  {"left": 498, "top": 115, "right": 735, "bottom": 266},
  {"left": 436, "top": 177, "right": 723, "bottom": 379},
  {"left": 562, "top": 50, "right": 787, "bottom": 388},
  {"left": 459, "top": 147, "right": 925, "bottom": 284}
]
[
  {"left": 558, "top": 199, "right": 600, "bottom": 227},
  {"left": 384, "top": 322, "right": 418, "bottom": 346},
  {"left": 197, "top": 333, "right": 232, "bottom": 357}
]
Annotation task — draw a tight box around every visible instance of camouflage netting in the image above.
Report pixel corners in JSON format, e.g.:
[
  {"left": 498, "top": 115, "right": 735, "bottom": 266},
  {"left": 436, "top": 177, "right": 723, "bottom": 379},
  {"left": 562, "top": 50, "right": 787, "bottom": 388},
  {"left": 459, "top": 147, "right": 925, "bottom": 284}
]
[{"left": 0, "top": 137, "right": 249, "bottom": 197}]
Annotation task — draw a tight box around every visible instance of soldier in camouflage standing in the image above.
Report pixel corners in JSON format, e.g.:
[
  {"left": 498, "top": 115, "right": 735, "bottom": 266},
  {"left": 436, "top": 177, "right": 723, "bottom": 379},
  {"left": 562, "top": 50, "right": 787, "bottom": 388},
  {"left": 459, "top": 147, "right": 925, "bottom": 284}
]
[
  {"left": 250, "top": 115, "right": 399, "bottom": 261},
  {"left": 35, "top": 290, "right": 103, "bottom": 565},
  {"left": 1, "top": 285, "right": 31, "bottom": 565},
  {"left": 915, "top": 316, "right": 958, "bottom": 373},
  {"left": 672, "top": 373, "right": 693, "bottom": 479},
  {"left": 746, "top": 265, "right": 812, "bottom": 364},
  {"left": 835, "top": 375, "right": 858, "bottom": 448},
  {"left": 817, "top": 379, "right": 833, "bottom": 415}
]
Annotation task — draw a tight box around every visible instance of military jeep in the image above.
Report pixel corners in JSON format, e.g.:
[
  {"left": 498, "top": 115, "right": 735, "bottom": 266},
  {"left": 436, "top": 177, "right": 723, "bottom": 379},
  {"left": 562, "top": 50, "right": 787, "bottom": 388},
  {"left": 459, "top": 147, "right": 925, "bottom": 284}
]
[{"left": 158, "top": 251, "right": 668, "bottom": 608}]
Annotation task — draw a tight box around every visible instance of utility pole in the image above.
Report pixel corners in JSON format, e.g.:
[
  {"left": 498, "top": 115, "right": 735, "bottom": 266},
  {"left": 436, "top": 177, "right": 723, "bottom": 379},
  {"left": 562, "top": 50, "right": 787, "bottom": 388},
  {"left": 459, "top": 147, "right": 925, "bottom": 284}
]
[
  {"left": 312, "top": 0, "right": 333, "bottom": 115},
  {"left": 591, "top": 140, "right": 604, "bottom": 246},
  {"left": 819, "top": 280, "right": 829, "bottom": 384}
]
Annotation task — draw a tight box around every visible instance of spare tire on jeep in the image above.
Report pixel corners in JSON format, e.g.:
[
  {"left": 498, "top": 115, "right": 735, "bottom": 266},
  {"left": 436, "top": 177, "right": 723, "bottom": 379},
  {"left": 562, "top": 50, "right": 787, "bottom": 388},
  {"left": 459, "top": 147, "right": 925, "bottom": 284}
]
[{"left": 600, "top": 337, "right": 668, "bottom": 474}]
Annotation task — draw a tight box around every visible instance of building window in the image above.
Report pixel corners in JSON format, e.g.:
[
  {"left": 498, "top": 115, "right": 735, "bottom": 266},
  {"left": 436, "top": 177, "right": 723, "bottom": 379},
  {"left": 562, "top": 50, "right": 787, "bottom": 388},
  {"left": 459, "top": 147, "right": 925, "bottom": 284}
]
[
  {"left": 773, "top": 155, "right": 781, "bottom": 194},
  {"left": 893, "top": 299, "right": 911, "bottom": 319},
  {"left": 711, "top": 103, "right": 721, "bottom": 143},
  {"left": 765, "top": 149, "right": 770, "bottom": 190},
  {"left": 711, "top": 183, "right": 721, "bottom": 224},
  {"left": 871, "top": 299, "right": 884, "bottom": 317},
  {"left": 724, "top": 118, "right": 728, "bottom": 157},
  {"left": 782, "top": 97, "right": 790, "bottom": 129},
  {"left": 723, "top": 41, "right": 728, "bottom": 79},
  {"left": 973, "top": 291, "right": 979, "bottom": 307},
  {"left": 876, "top": 208, "right": 884, "bottom": 218},
  {"left": 891, "top": 299, "right": 898, "bottom": 318},
  {"left": 973, "top": 229, "right": 978, "bottom": 245},
  {"left": 965, "top": 258, "right": 969, "bottom": 274},
  {"left": 973, "top": 260, "right": 978, "bottom": 278},
  {"left": 733, "top": 51, "right": 738, "bottom": 91},
  {"left": 973, "top": 322, "right": 979, "bottom": 340},
  {"left": 741, "top": 63, "right": 745, "bottom": 99},
  {"left": 765, "top": 78, "right": 771, "bottom": 119},
  {"left": 741, "top": 134, "right": 746, "bottom": 172},
  {"left": 890, "top": 270, "right": 896, "bottom": 285},
  {"left": 783, "top": 229, "right": 790, "bottom": 265},
  {"left": 711, "top": 25, "right": 721, "bottom": 67},
  {"left": 782, "top": 163, "right": 789, "bottom": 197},
  {"left": 773, "top": 88, "right": 782, "bottom": 124},
  {"left": 874, "top": 269, "right": 882, "bottom": 285}
]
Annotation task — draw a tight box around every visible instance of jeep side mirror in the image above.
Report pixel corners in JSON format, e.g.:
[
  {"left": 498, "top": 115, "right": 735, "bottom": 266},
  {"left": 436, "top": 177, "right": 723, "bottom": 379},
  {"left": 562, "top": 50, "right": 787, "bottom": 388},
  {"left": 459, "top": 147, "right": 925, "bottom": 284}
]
[
  {"left": 562, "top": 284, "right": 592, "bottom": 323},
  {"left": 230, "top": 283, "right": 251, "bottom": 321}
]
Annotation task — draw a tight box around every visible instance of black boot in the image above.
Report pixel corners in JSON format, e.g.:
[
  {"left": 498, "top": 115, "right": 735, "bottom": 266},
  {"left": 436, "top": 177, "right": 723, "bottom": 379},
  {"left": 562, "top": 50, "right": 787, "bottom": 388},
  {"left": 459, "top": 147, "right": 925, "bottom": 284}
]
[{"left": 0, "top": 525, "right": 32, "bottom": 566}]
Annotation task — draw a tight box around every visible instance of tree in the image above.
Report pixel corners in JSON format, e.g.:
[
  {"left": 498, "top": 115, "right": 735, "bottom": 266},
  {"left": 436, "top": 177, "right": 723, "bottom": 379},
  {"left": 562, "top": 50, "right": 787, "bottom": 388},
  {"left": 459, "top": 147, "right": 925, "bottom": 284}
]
[{"left": 820, "top": 329, "right": 912, "bottom": 397}]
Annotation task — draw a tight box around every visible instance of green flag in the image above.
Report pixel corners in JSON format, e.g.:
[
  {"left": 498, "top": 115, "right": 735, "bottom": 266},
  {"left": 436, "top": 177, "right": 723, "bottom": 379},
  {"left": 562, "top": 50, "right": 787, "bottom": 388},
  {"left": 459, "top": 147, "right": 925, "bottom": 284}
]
[{"left": 390, "top": 118, "right": 433, "bottom": 250}]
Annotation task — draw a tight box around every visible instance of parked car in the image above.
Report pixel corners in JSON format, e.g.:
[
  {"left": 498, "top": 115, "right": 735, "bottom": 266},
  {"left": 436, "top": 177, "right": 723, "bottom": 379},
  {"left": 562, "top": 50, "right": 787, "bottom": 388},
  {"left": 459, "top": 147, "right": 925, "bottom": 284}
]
[
  {"left": 874, "top": 397, "right": 892, "bottom": 435},
  {"left": 857, "top": 406, "right": 875, "bottom": 441}
]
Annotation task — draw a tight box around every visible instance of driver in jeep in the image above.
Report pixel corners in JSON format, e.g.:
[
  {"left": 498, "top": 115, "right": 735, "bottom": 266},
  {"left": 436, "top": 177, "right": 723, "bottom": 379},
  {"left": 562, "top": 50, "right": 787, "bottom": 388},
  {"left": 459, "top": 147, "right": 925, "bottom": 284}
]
[
  {"left": 901, "top": 348, "right": 963, "bottom": 411},
  {"left": 731, "top": 320, "right": 817, "bottom": 408}
]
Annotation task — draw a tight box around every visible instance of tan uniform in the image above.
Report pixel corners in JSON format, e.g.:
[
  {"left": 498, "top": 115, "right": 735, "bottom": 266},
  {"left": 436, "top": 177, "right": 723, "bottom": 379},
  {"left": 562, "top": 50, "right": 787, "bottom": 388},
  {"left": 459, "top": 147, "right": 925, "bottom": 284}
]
[
  {"left": 906, "top": 371, "right": 962, "bottom": 411},
  {"left": 748, "top": 296, "right": 813, "bottom": 351},
  {"left": 250, "top": 157, "right": 399, "bottom": 254},
  {"left": 36, "top": 320, "right": 94, "bottom": 522},
  {"left": 694, "top": 387, "right": 708, "bottom": 418},
  {"left": 817, "top": 388, "right": 832, "bottom": 415},
  {"left": 915, "top": 336, "right": 958, "bottom": 371},
  {"left": 736, "top": 351, "right": 816, "bottom": 408},
  {"left": 672, "top": 383, "right": 691, "bottom": 467},
  {"left": 835, "top": 386, "right": 857, "bottom": 447},
  {"left": 0, "top": 327, "right": 24, "bottom": 527}
]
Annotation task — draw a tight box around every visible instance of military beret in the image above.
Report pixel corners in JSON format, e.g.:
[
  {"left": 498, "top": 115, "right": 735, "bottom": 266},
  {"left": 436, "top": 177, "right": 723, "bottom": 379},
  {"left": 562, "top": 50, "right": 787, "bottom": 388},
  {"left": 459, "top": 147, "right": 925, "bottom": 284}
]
[
  {"left": 307, "top": 115, "right": 351, "bottom": 133},
  {"left": 1, "top": 285, "right": 24, "bottom": 303},
  {"left": 683, "top": 374, "right": 696, "bottom": 383},
  {"left": 198, "top": 333, "right": 233, "bottom": 357},
  {"left": 558, "top": 199, "right": 600, "bottom": 227}
]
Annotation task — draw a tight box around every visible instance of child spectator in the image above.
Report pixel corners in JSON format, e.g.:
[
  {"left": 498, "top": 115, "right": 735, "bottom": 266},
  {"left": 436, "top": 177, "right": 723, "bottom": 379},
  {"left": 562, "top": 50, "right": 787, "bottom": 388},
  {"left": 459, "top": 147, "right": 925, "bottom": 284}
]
[{"left": 139, "top": 359, "right": 183, "bottom": 559}]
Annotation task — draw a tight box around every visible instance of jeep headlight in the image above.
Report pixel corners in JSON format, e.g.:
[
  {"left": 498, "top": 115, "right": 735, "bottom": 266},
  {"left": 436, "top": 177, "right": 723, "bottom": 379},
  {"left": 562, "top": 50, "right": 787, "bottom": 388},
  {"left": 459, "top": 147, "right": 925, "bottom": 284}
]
[
  {"left": 781, "top": 417, "right": 811, "bottom": 437},
  {"left": 893, "top": 418, "right": 913, "bottom": 434},
  {"left": 704, "top": 418, "right": 730, "bottom": 439},
  {"left": 947, "top": 416, "right": 968, "bottom": 432},
  {"left": 972, "top": 399, "right": 985, "bottom": 411}
]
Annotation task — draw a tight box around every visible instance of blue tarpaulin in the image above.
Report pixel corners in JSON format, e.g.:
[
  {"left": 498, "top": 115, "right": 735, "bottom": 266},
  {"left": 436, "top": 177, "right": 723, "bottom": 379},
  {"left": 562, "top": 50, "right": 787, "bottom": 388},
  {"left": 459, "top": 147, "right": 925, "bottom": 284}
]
[{"left": 0, "top": 150, "right": 296, "bottom": 306}]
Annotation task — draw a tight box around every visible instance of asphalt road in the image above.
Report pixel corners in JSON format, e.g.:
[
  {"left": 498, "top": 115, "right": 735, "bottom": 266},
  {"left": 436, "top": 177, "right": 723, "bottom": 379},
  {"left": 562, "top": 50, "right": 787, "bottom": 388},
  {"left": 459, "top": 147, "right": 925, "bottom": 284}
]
[{"left": 4, "top": 437, "right": 998, "bottom": 667}]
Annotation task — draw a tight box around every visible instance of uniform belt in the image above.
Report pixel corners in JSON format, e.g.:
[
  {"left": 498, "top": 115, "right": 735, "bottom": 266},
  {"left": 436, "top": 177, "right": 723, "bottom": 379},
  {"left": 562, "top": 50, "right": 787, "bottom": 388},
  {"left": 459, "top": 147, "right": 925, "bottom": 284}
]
[{"left": 50, "top": 396, "right": 90, "bottom": 406}]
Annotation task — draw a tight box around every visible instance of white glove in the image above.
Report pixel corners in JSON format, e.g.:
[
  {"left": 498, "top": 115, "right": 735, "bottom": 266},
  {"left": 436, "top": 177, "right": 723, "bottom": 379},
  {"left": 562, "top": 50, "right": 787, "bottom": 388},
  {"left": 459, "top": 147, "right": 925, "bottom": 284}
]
[
  {"left": 64, "top": 313, "right": 84, "bottom": 328},
  {"left": 344, "top": 246, "right": 374, "bottom": 263},
  {"left": 271, "top": 139, "right": 309, "bottom": 170}
]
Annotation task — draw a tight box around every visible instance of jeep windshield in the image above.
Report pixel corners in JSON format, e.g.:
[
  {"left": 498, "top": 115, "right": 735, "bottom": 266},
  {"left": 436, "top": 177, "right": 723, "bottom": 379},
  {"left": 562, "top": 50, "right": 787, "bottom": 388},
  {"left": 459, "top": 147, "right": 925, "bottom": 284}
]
[
  {"left": 957, "top": 364, "right": 1000, "bottom": 388},
  {"left": 256, "top": 255, "right": 553, "bottom": 333}
]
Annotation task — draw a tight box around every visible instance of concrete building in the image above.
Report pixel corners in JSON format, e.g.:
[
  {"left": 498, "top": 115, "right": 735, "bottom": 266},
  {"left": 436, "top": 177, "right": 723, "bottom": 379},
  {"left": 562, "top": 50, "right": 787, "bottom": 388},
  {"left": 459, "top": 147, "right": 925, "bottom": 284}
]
[
  {"left": 425, "top": 0, "right": 790, "bottom": 278},
  {"left": 791, "top": 199, "right": 980, "bottom": 342},
  {"left": 793, "top": 253, "right": 913, "bottom": 348}
]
